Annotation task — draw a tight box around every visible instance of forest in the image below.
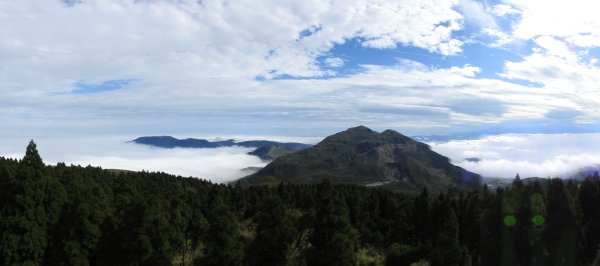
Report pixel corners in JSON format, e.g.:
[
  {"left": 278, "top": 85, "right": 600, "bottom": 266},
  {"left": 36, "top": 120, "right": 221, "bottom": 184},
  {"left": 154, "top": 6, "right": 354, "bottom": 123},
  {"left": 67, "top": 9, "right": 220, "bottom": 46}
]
[{"left": 2, "top": 141, "right": 600, "bottom": 266}]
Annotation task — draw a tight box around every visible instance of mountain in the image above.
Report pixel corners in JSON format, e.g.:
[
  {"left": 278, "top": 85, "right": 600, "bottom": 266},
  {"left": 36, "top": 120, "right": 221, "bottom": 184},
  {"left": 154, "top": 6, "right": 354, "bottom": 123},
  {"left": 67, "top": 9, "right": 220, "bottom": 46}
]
[
  {"left": 247, "top": 145, "right": 297, "bottom": 160},
  {"left": 131, "top": 136, "right": 233, "bottom": 148},
  {"left": 130, "top": 136, "right": 311, "bottom": 151},
  {"left": 239, "top": 126, "right": 481, "bottom": 193}
]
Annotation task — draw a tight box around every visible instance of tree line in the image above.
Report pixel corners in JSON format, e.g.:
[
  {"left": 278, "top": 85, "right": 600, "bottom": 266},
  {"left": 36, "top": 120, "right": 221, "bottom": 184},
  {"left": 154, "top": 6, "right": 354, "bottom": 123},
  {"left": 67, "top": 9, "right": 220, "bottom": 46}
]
[{"left": 1, "top": 141, "right": 600, "bottom": 265}]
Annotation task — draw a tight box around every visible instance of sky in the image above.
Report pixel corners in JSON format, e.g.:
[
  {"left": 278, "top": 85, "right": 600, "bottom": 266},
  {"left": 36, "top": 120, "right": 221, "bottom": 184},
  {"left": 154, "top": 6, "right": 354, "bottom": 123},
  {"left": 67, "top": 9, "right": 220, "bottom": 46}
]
[{"left": 3, "top": 0, "right": 600, "bottom": 180}]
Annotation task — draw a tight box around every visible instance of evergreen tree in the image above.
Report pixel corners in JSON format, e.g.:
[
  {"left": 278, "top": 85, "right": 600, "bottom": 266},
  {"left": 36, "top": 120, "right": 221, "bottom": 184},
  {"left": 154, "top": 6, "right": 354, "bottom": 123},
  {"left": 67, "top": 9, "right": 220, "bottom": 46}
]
[
  {"left": 245, "top": 196, "right": 298, "bottom": 266},
  {"left": 429, "top": 204, "right": 468, "bottom": 266},
  {"left": 22, "top": 140, "right": 44, "bottom": 170},
  {"left": 0, "top": 141, "right": 49, "bottom": 265},
  {"left": 544, "top": 179, "right": 578, "bottom": 266},
  {"left": 514, "top": 185, "right": 533, "bottom": 266},
  {"left": 479, "top": 195, "right": 503, "bottom": 266},
  {"left": 580, "top": 179, "right": 600, "bottom": 264},
  {"left": 411, "top": 188, "right": 430, "bottom": 244},
  {"left": 200, "top": 200, "right": 244, "bottom": 266},
  {"left": 308, "top": 179, "right": 359, "bottom": 266}
]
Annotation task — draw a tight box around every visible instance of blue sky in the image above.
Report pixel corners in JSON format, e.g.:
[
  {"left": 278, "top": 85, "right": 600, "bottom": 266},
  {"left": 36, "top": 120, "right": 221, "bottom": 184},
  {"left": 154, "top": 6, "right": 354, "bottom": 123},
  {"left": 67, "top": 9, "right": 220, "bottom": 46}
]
[{"left": 2, "top": 0, "right": 600, "bottom": 139}]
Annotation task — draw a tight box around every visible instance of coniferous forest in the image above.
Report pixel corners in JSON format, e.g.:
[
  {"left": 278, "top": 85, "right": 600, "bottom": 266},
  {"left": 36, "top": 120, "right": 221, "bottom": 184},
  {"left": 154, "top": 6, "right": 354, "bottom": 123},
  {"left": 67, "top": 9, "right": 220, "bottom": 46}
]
[{"left": 3, "top": 141, "right": 600, "bottom": 266}]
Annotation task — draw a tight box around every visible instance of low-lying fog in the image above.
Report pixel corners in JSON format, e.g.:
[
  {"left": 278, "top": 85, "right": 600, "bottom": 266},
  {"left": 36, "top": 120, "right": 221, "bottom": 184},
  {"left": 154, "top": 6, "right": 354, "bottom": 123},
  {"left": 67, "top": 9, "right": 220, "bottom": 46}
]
[
  {"left": 430, "top": 133, "right": 600, "bottom": 179},
  {"left": 0, "top": 135, "right": 321, "bottom": 183},
  {"left": 2, "top": 133, "right": 600, "bottom": 183}
]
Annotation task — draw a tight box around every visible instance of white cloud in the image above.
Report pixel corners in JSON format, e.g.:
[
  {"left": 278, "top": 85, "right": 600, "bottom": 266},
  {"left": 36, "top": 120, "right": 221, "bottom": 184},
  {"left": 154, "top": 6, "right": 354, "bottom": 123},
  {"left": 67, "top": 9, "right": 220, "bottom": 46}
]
[
  {"left": 2, "top": 0, "right": 600, "bottom": 143},
  {"left": 0, "top": 51, "right": 595, "bottom": 139},
  {"left": 483, "top": 28, "right": 513, "bottom": 47},
  {"left": 455, "top": 0, "right": 517, "bottom": 48},
  {"left": 0, "top": 0, "right": 477, "bottom": 139},
  {"left": 8, "top": 132, "right": 600, "bottom": 183},
  {"left": 0, "top": 0, "right": 465, "bottom": 86},
  {"left": 457, "top": 0, "right": 496, "bottom": 28},
  {"left": 500, "top": 43, "right": 600, "bottom": 124},
  {"left": 430, "top": 133, "right": 600, "bottom": 178},
  {"left": 489, "top": 4, "right": 521, "bottom": 16},
  {"left": 534, "top": 36, "right": 578, "bottom": 62},
  {"left": 506, "top": 0, "right": 600, "bottom": 47},
  {"left": 0, "top": 136, "right": 267, "bottom": 183},
  {"left": 324, "top": 57, "right": 344, "bottom": 68}
]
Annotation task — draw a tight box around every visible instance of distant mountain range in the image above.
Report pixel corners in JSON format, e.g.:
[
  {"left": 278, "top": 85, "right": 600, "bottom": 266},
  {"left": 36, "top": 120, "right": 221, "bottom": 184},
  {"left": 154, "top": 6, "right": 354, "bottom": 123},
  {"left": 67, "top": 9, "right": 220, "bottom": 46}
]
[
  {"left": 239, "top": 126, "right": 481, "bottom": 193},
  {"left": 130, "top": 136, "right": 311, "bottom": 160}
]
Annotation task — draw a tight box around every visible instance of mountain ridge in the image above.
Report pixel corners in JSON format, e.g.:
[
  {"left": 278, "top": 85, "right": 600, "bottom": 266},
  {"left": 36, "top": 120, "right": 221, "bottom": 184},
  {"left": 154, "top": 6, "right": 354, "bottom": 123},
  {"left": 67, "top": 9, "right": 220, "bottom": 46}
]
[
  {"left": 130, "top": 136, "right": 311, "bottom": 160},
  {"left": 239, "top": 126, "right": 481, "bottom": 193}
]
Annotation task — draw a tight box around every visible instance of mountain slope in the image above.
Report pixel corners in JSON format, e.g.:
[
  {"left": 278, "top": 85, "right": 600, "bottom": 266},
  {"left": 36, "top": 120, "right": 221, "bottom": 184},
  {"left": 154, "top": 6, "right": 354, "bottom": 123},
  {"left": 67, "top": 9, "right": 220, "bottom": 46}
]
[
  {"left": 247, "top": 145, "right": 297, "bottom": 160},
  {"left": 240, "top": 126, "right": 480, "bottom": 192}
]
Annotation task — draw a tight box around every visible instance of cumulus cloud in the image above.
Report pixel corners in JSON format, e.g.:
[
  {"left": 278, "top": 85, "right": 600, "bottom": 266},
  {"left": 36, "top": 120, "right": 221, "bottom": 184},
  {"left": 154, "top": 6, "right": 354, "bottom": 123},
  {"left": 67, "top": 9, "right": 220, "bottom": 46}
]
[
  {"left": 3, "top": 0, "right": 600, "bottom": 148},
  {"left": 324, "top": 57, "right": 344, "bottom": 68},
  {"left": 0, "top": 0, "right": 465, "bottom": 84},
  {"left": 430, "top": 133, "right": 600, "bottom": 178},
  {"left": 457, "top": 0, "right": 496, "bottom": 29},
  {"left": 489, "top": 4, "right": 521, "bottom": 16},
  {"left": 505, "top": 0, "right": 600, "bottom": 47},
  {"left": 499, "top": 40, "right": 600, "bottom": 125}
]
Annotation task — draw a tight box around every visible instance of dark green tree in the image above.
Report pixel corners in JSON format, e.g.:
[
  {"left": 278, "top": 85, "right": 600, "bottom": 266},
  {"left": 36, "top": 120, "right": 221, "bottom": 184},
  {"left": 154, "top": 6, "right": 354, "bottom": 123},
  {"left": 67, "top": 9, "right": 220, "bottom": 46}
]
[
  {"left": 199, "top": 200, "right": 244, "bottom": 266},
  {"left": 513, "top": 184, "right": 533, "bottom": 266},
  {"left": 544, "top": 179, "right": 578, "bottom": 266},
  {"left": 245, "top": 196, "right": 298, "bottom": 266},
  {"left": 430, "top": 204, "right": 469, "bottom": 266},
  {"left": 478, "top": 195, "right": 503, "bottom": 266},
  {"left": 0, "top": 141, "right": 50, "bottom": 265},
  {"left": 580, "top": 179, "right": 600, "bottom": 264},
  {"left": 411, "top": 187, "right": 431, "bottom": 244},
  {"left": 22, "top": 140, "right": 44, "bottom": 170},
  {"left": 308, "top": 179, "right": 359, "bottom": 266}
]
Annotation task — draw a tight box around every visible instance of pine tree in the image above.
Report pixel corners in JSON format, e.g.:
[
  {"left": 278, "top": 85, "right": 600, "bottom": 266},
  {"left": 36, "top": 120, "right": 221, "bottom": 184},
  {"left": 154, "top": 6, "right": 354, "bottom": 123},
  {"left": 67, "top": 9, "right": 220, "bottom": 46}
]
[
  {"left": 429, "top": 204, "right": 466, "bottom": 266},
  {"left": 544, "top": 179, "right": 578, "bottom": 266},
  {"left": 580, "top": 179, "right": 600, "bottom": 264},
  {"left": 411, "top": 187, "right": 431, "bottom": 244},
  {"left": 245, "top": 196, "right": 298, "bottom": 266},
  {"left": 308, "top": 179, "right": 359, "bottom": 266},
  {"left": 22, "top": 140, "right": 44, "bottom": 170},
  {"left": 479, "top": 195, "right": 503, "bottom": 266},
  {"left": 0, "top": 141, "right": 49, "bottom": 265},
  {"left": 200, "top": 200, "right": 244, "bottom": 266},
  {"left": 514, "top": 185, "right": 533, "bottom": 266}
]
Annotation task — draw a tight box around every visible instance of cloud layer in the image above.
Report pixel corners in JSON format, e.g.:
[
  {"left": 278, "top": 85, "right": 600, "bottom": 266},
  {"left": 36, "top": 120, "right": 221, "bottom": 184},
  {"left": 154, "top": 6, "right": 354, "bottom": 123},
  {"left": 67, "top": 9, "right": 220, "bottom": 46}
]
[
  {"left": 1, "top": 136, "right": 268, "bottom": 183},
  {"left": 4, "top": 133, "right": 600, "bottom": 183},
  {"left": 431, "top": 133, "right": 600, "bottom": 178}
]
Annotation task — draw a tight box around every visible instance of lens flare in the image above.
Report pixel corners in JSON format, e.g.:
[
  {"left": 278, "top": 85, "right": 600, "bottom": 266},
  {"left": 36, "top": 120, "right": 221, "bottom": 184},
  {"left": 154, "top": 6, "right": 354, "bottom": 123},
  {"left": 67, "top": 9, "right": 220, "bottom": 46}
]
[{"left": 504, "top": 215, "right": 517, "bottom": 227}]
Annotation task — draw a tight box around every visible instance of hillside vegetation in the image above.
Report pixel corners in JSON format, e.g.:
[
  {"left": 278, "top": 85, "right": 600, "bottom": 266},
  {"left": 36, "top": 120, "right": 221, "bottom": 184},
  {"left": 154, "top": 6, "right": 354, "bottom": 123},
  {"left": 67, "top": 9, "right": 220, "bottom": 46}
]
[{"left": 242, "top": 126, "right": 481, "bottom": 193}]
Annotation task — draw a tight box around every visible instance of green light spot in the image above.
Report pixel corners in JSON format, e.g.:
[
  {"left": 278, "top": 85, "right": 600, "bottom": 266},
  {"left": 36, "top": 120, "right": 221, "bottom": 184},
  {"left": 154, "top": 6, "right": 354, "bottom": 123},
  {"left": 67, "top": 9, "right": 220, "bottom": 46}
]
[
  {"left": 532, "top": 215, "right": 545, "bottom": 226},
  {"left": 504, "top": 215, "right": 517, "bottom": 227}
]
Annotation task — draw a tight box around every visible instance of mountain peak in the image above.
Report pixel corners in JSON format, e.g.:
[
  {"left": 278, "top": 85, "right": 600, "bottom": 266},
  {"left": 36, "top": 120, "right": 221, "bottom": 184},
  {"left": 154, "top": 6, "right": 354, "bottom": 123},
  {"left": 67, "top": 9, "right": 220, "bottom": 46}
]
[
  {"left": 240, "top": 127, "right": 480, "bottom": 193},
  {"left": 345, "top": 125, "right": 374, "bottom": 133}
]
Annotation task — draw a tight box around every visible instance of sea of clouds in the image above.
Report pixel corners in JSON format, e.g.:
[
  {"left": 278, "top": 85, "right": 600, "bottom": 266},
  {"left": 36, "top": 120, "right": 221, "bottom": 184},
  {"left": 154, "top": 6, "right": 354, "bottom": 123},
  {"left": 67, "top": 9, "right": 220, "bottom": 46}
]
[
  {"left": 2, "top": 133, "right": 600, "bottom": 183},
  {"left": 0, "top": 135, "right": 321, "bottom": 183},
  {"left": 430, "top": 133, "right": 600, "bottom": 179}
]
